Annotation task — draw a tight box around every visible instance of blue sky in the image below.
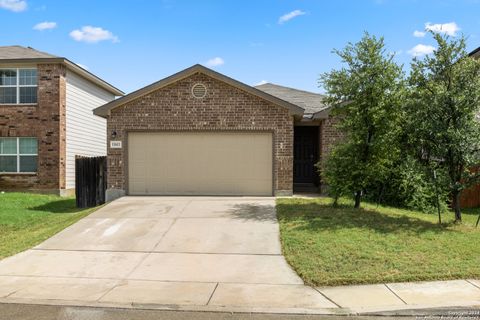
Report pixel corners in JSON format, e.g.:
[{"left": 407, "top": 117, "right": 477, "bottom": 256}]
[{"left": 1, "top": 0, "right": 479, "bottom": 94}]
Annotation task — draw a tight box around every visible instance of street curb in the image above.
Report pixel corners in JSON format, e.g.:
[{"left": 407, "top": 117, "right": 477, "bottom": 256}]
[{"left": 0, "top": 297, "right": 478, "bottom": 316}]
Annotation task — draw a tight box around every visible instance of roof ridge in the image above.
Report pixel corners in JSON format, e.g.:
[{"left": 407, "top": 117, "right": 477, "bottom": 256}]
[
  {"left": 0, "top": 45, "right": 59, "bottom": 58},
  {"left": 256, "top": 82, "right": 324, "bottom": 97},
  {"left": 93, "top": 64, "right": 304, "bottom": 117},
  {"left": 26, "top": 46, "right": 60, "bottom": 58},
  {"left": 255, "top": 81, "right": 328, "bottom": 117}
]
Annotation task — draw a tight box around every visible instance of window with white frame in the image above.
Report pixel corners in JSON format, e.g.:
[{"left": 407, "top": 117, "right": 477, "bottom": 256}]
[
  {"left": 0, "top": 68, "right": 38, "bottom": 104},
  {"left": 0, "top": 137, "right": 38, "bottom": 173}
]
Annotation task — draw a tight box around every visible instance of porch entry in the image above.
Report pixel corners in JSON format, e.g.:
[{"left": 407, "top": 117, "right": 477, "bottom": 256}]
[{"left": 293, "top": 126, "right": 320, "bottom": 192}]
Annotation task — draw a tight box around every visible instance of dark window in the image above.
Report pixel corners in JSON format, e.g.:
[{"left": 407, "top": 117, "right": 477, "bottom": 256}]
[
  {"left": 19, "top": 87, "right": 37, "bottom": 104},
  {"left": 0, "top": 137, "right": 38, "bottom": 173},
  {"left": 0, "top": 69, "right": 37, "bottom": 104},
  {"left": 0, "top": 69, "right": 16, "bottom": 86},
  {"left": 0, "top": 87, "right": 17, "bottom": 104}
]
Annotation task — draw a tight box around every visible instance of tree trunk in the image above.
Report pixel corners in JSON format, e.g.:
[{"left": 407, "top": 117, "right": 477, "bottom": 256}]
[
  {"left": 354, "top": 191, "right": 361, "bottom": 208},
  {"left": 452, "top": 190, "right": 462, "bottom": 222}
]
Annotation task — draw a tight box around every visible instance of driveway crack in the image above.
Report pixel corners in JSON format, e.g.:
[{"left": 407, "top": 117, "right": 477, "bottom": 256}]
[
  {"left": 151, "top": 215, "right": 181, "bottom": 250},
  {"left": 384, "top": 283, "right": 408, "bottom": 305},
  {"left": 466, "top": 279, "right": 480, "bottom": 290},
  {"left": 4, "top": 290, "right": 19, "bottom": 299},
  {"left": 149, "top": 199, "right": 192, "bottom": 251},
  {"left": 206, "top": 283, "right": 219, "bottom": 305},
  {"left": 96, "top": 281, "right": 127, "bottom": 302},
  {"left": 313, "top": 287, "right": 343, "bottom": 308}
]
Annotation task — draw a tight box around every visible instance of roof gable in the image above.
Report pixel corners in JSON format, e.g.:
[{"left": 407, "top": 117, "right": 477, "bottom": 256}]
[
  {"left": 93, "top": 64, "right": 304, "bottom": 117},
  {"left": 0, "top": 45, "right": 124, "bottom": 96}
]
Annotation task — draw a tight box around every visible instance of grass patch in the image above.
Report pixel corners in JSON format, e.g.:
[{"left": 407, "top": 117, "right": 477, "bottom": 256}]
[
  {"left": 276, "top": 197, "right": 480, "bottom": 286},
  {"left": 0, "top": 192, "right": 99, "bottom": 259}
]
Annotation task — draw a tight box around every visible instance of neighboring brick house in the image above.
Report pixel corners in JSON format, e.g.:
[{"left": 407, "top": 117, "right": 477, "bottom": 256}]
[
  {"left": 94, "top": 64, "right": 341, "bottom": 200},
  {"left": 0, "top": 46, "right": 123, "bottom": 195},
  {"left": 470, "top": 46, "right": 480, "bottom": 59}
]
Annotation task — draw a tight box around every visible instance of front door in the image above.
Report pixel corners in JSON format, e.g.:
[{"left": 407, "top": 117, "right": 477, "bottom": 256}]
[{"left": 294, "top": 126, "right": 319, "bottom": 185}]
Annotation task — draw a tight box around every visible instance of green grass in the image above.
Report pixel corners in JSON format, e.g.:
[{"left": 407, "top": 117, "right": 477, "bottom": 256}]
[
  {"left": 276, "top": 197, "right": 480, "bottom": 286},
  {"left": 0, "top": 192, "right": 99, "bottom": 259}
]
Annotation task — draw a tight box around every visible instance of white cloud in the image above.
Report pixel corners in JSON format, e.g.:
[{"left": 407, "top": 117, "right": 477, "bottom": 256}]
[
  {"left": 0, "top": 0, "right": 27, "bottom": 12},
  {"left": 278, "top": 9, "right": 306, "bottom": 24},
  {"left": 425, "top": 22, "right": 460, "bottom": 36},
  {"left": 205, "top": 57, "right": 224, "bottom": 67},
  {"left": 408, "top": 44, "right": 436, "bottom": 57},
  {"left": 255, "top": 80, "right": 268, "bottom": 86},
  {"left": 413, "top": 30, "right": 426, "bottom": 38},
  {"left": 33, "top": 21, "right": 57, "bottom": 31},
  {"left": 69, "top": 26, "right": 119, "bottom": 44}
]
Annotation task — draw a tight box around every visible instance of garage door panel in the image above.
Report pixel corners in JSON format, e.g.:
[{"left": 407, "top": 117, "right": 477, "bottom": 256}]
[
  {"left": 129, "top": 161, "right": 146, "bottom": 176},
  {"left": 129, "top": 181, "right": 147, "bottom": 195},
  {"left": 128, "top": 132, "right": 272, "bottom": 196}
]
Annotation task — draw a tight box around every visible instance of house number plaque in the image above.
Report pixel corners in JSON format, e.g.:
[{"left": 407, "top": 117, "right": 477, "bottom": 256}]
[{"left": 110, "top": 141, "right": 122, "bottom": 149}]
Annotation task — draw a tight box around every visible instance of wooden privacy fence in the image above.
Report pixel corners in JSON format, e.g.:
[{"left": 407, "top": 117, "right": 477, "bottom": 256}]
[
  {"left": 460, "top": 184, "right": 480, "bottom": 208},
  {"left": 75, "top": 156, "right": 107, "bottom": 208},
  {"left": 459, "top": 166, "right": 480, "bottom": 208}
]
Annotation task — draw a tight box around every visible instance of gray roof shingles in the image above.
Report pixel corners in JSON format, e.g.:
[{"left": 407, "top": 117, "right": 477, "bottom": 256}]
[
  {"left": 0, "top": 45, "right": 58, "bottom": 59},
  {"left": 255, "top": 83, "right": 328, "bottom": 116}
]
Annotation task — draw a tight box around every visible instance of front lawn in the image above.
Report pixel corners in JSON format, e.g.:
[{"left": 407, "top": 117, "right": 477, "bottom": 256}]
[
  {"left": 0, "top": 192, "right": 98, "bottom": 259},
  {"left": 277, "top": 197, "right": 480, "bottom": 286}
]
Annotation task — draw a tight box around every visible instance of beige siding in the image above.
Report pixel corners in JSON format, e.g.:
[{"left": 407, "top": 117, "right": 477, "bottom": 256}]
[
  {"left": 65, "top": 70, "right": 114, "bottom": 189},
  {"left": 128, "top": 132, "right": 273, "bottom": 196}
]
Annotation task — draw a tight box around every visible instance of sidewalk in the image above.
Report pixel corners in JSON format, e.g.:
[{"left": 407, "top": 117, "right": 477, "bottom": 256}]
[
  {"left": 317, "top": 279, "right": 480, "bottom": 314},
  {"left": 0, "top": 277, "right": 479, "bottom": 315}
]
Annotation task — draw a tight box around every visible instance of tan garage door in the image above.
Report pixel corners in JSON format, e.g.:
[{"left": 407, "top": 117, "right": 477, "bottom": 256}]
[{"left": 128, "top": 132, "right": 273, "bottom": 196}]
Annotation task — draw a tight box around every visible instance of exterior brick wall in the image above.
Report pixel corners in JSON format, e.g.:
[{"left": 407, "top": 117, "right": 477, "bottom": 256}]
[
  {"left": 106, "top": 72, "right": 294, "bottom": 197},
  {"left": 0, "top": 63, "right": 66, "bottom": 193},
  {"left": 318, "top": 115, "right": 344, "bottom": 192},
  {"left": 320, "top": 115, "right": 343, "bottom": 165}
]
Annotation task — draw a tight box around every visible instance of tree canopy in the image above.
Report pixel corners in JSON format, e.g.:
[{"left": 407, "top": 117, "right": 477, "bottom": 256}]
[
  {"left": 320, "top": 31, "right": 480, "bottom": 222},
  {"left": 406, "top": 32, "right": 480, "bottom": 221},
  {"left": 320, "top": 32, "right": 404, "bottom": 208}
]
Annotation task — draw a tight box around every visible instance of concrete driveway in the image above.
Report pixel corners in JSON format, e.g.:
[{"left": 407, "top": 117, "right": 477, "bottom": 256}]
[
  {"left": 0, "top": 197, "right": 337, "bottom": 313},
  {"left": 0, "top": 197, "right": 479, "bottom": 315}
]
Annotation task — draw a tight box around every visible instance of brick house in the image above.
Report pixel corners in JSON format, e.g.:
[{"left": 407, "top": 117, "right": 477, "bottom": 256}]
[
  {"left": 0, "top": 46, "right": 123, "bottom": 195},
  {"left": 470, "top": 46, "right": 480, "bottom": 59},
  {"left": 94, "top": 64, "right": 341, "bottom": 200}
]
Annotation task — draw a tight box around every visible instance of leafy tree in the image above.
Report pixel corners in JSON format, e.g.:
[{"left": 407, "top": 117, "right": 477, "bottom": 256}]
[
  {"left": 366, "top": 155, "right": 449, "bottom": 213},
  {"left": 319, "top": 143, "right": 354, "bottom": 207},
  {"left": 319, "top": 32, "right": 404, "bottom": 208},
  {"left": 406, "top": 32, "right": 480, "bottom": 222}
]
